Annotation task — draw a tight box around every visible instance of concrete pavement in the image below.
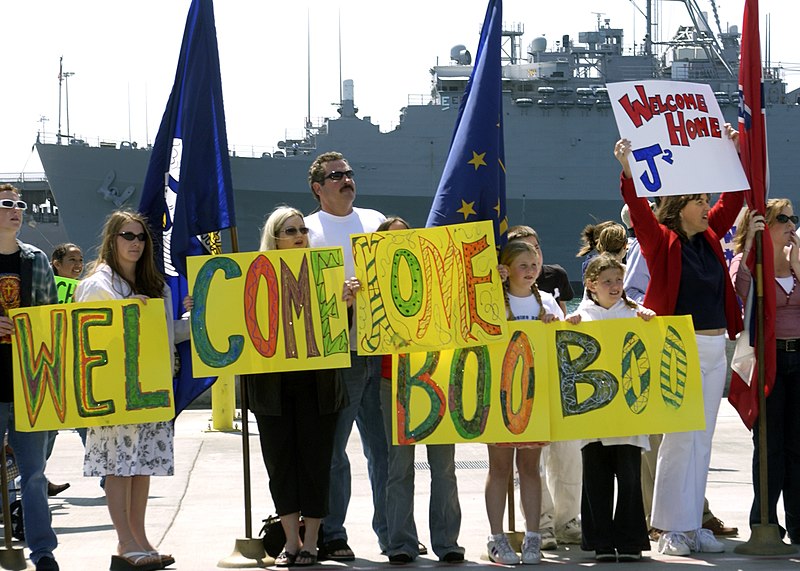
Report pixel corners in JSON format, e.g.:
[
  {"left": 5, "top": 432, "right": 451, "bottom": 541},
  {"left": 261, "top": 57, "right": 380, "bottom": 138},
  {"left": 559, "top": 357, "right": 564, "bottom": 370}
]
[{"left": 22, "top": 400, "right": 800, "bottom": 570}]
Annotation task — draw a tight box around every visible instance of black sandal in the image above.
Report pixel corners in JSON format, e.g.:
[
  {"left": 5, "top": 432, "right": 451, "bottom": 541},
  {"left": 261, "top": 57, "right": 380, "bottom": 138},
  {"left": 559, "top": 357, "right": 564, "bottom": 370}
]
[
  {"left": 275, "top": 550, "right": 298, "bottom": 567},
  {"left": 294, "top": 550, "right": 317, "bottom": 567},
  {"left": 323, "top": 539, "right": 355, "bottom": 561}
]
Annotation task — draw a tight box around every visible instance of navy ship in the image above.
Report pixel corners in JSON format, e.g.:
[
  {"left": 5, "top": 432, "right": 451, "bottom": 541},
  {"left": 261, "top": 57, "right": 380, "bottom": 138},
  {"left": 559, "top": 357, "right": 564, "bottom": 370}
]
[{"left": 35, "top": 0, "right": 800, "bottom": 282}]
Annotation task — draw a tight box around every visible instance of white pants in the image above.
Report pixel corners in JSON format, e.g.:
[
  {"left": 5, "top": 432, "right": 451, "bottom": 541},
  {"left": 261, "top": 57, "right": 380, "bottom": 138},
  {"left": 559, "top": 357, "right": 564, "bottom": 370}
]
[
  {"left": 651, "top": 333, "right": 727, "bottom": 532},
  {"left": 539, "top": 440, "right": 582, "bottom": 530}
]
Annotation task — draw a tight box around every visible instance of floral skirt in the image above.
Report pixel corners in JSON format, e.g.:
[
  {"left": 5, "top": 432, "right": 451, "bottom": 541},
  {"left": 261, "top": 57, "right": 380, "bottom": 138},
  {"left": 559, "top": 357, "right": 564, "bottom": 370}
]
[{"left": 83, "top": 421, "right": 174, "bottom": 477}]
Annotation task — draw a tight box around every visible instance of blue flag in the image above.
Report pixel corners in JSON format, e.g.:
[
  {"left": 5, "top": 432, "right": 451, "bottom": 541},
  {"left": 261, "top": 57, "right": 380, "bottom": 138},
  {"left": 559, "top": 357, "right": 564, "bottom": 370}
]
[
  {"left": 426, "top": 0, "right": 507, "bottom": 246},
  {"left": 139, "top": 0, "right": 235, "bottom": 415}
]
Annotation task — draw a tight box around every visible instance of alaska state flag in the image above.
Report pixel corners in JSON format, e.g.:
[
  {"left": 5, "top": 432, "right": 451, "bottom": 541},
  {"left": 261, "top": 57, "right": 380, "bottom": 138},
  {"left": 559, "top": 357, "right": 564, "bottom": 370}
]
[
  {"left": 139, "top": 0, "right": 235, "bottom": 415},
  {"left": 728, "top": 0, "right": 775, "bottom": 430},
  {"left": 426, "top": 0, "right": 508, "bottom": 246}
]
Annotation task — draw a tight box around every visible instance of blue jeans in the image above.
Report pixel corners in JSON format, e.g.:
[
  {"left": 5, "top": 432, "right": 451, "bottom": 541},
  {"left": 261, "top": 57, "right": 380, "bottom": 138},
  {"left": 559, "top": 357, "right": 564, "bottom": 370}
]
[
  {"left": 322, "top": 354, "right": 388, "bottom": 549},
  {"left": 0, "top": 402, "right": 57, "bottom": 564},
  {"left": 750, "top": 347, "right": 800, "bottom": 541},
  {"left": 380, "top": 378, "right": 463, "bottom": 559}
]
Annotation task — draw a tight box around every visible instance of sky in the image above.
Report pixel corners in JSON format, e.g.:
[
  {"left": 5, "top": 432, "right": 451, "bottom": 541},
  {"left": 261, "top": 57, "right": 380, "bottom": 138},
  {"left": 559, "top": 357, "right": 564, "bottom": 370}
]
[{"left": 2, "top": 0, "right": 798, "bottom": 175}]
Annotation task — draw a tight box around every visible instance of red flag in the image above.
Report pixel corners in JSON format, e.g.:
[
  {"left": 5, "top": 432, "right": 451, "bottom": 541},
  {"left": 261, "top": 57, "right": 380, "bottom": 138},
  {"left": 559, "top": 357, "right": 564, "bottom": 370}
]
[{"left": 727, "top": 0, "right": 775, "bottom": 429}]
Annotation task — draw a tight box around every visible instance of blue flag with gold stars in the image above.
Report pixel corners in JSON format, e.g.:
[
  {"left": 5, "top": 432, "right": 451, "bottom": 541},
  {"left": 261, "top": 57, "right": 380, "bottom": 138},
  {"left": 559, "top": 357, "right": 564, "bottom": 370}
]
[{"left": 426, "top": 0, "right": 507, "bottom": 246}]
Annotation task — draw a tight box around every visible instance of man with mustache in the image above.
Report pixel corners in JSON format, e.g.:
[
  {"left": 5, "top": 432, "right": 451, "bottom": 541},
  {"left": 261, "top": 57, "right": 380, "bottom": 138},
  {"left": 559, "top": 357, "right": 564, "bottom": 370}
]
[{"left": 304, "top": 152, "right": 388, "bottom": 561}]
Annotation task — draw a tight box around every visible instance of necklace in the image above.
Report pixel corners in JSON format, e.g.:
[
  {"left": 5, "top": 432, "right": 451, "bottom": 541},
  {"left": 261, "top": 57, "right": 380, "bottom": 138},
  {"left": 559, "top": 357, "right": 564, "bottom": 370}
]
[{"left": 776, "top": 270, "right": 797, "bottom": 304}]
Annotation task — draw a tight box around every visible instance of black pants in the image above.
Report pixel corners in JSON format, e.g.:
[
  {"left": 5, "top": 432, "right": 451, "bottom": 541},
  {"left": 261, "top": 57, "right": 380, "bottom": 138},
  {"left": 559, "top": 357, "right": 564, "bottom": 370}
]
[
  {"left": 750, "top": 348, "right": 800, "bottom": 541},
  {"left": 255, "top": 377, "right": 337, "bottom": 518},
  {"left": 580, "top": 442, "right": 650, "bottom": 553}
]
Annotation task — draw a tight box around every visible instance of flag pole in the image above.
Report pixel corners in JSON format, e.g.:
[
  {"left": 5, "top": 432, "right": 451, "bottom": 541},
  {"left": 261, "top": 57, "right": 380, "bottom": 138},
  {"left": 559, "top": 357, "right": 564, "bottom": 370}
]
[
  {"left": 754, "top": 232, "right": 769, "bottom": 528},
  {"left": 735, "top": 232, "right": 797, "bottom": 555},
  {"left": 218, "top": 226, "right": 270, "bottom": 568}
]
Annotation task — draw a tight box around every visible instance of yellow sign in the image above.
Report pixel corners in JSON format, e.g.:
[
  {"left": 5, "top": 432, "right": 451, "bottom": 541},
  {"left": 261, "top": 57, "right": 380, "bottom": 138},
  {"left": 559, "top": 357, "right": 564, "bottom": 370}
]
[
  {"left": 187, "top": 248, "right": 351, "bottom": 376},
  {"left": 391, "top": 316, "right": 703, "bottom": 444},
  {"left": 11, "top": 299, "right": 174, "bottom": 431},
  {"left": 352, "top": 220, "right": 507, "bottom": 355},
  {"left": 55, "top": 276, "right": 79, "bottom": 304}
]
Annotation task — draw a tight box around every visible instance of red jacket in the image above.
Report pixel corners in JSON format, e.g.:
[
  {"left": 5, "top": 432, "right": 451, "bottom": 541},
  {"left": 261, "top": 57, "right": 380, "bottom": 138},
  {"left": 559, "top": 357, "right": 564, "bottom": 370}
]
[{"left": 620, "top": 175, "right": 743, "bottom": 340}]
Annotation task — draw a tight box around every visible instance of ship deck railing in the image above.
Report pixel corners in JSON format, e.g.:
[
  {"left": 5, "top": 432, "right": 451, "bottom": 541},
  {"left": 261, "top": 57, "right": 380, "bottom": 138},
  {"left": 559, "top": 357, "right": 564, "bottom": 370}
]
[
  {"left": 0, "top": 172, "right": 48, "bottom": 184},
  {"left": 33, "top": 132, "right": 304, "bottom": 161}
]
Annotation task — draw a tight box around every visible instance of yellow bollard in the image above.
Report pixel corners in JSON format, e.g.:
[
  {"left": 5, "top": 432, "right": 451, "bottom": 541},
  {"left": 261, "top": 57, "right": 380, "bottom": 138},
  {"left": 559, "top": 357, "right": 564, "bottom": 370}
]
[{"left": 210, "top": 374, "right": 236, "bottom": 431}]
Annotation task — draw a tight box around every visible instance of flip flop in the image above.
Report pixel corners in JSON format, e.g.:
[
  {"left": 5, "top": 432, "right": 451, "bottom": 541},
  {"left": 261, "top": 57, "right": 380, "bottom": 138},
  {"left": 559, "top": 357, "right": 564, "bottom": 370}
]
[
  {"left": 275, "top": 550, "right": 298, "bottom": 567},
  {"left": 323, "top": 539, "right": 354, "bottom": 561},
  {"left": 148, "top": 551, "right": 175, "bottom": 569},
  {"left": 294, "top": 550, "right": 317, "bottom": 567},
  {"left": 110, "top": 552, "right": 162, "bottom": 571}
]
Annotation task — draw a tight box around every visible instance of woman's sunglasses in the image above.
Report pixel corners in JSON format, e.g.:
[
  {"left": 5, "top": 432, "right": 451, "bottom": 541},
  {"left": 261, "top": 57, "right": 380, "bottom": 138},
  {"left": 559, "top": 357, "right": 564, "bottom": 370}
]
[
  {"left": 118, "top": 231, "right": 147, "bottom": 242},
  {"left": 278, "top": 226, "right": 310, "bottom": 237},
  {"left": 776, "top": 214, "right": 799, "bottom": 224}
]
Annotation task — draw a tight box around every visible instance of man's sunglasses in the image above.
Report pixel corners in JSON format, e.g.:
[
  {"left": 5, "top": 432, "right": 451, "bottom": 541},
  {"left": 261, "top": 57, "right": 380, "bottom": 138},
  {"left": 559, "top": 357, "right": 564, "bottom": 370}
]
[
  {"left": 118, "top": 232, "right": 147, "bottom": 242},
  {"left": 323, "top": 170, "right": 355, "bottom": 182},
  {"left": 776, "top": 214, "right": 799, "bottom": 224},
  {"left": 0, "top": 199, "right": 27, "bottom": 210}
]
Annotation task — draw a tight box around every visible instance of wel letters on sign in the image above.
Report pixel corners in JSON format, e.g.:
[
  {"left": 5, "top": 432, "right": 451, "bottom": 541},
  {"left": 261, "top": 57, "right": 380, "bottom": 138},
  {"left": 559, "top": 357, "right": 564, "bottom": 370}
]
[{"left": 11, "top": 299, "right": 174, "bottom": 431}]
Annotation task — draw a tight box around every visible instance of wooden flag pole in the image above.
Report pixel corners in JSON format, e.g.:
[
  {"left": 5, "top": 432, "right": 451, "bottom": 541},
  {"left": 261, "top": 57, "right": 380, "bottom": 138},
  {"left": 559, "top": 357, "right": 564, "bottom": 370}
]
[{"left": 735, "top": 231, "right": 797, "bottom": 555}]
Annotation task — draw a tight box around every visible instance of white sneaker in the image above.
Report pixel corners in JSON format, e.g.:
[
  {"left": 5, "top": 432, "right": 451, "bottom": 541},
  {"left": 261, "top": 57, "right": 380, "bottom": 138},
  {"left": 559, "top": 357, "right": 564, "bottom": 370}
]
[
  {"left": 657, "top": 531, "right": 691, "bottom": 556},
  {"left": 539, "top": 528, "right": 557, "bottom": 551},
  {"left": 521, "top": 532, "right": 542, "bottom": 565},
  {"left": 555, "top": 518, "right": 582, "bottom": 544},
  {"left": 690, "top": 528, "right": 725, "bottom": 553},
  {"left": 487, "top": 534, "right": 520, "bottom": 565}
]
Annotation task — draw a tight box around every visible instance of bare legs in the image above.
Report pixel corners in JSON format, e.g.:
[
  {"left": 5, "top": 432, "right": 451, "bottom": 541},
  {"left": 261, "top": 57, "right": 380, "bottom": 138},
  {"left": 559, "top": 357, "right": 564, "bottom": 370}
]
[
  {"left": 486, "top": 446, "right": 543, "bottom": 534},
  {"left": 105, "top": 475, "right": 157, "bottom": 558},
  {"left": 279, "top": 513, "right": 321, "bottom": 563}
]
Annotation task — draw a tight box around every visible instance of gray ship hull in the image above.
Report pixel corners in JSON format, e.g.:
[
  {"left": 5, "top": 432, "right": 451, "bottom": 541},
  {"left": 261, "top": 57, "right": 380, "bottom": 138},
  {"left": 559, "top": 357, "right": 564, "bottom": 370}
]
[{"left": 35, "top": 100, "right": 800, "bottom": 283}]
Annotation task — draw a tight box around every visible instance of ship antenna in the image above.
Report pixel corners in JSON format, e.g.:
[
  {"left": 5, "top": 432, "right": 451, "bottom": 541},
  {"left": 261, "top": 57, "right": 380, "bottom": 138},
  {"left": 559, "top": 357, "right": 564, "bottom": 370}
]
[
  {"left": 57, "top": 56, "right": 63, "bottom": 145},
  {"left": 338, "top": 9, "right": 343, "bottom": 105},
  {"left": 306, "top": 8, "right": 311, "bottom": 133},
  {"left": 127, "top": 82, "right": 132, "bottom": 144}
]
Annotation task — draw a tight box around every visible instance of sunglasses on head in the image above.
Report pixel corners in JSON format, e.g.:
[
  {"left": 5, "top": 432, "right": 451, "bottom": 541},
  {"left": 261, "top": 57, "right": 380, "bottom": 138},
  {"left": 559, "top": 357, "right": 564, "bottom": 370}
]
[
  {"left": 776, "top": 214, "right": 799, "bottom": 224},
  {"left": 0, "top": 199, "right": 27, "bottom": 210},
  {"left": 279, "top": 226, "right": 310, "bottom": 237},
  {"left": 118, "top": 231, "right": 147, "bottom": 242},
  {"left": 323, "top": 170, "right": 355, "bottom": 182}
]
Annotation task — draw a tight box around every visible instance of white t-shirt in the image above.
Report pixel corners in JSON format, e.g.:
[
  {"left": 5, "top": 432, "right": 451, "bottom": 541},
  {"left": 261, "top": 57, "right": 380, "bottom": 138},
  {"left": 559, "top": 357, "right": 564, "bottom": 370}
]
[
  {"left": 75, "top": 263, "right": 177, "bottom": 348},
  {"left": 305, "top": 206, "right": 385, "bottom": 350},
  {"left": 305, "top": 207, "right": 386, "bottom": 278},
  {"left": 507, "top": 290, "right": 563, "bottom": 321},
  {"left": 570, "top": 297, "right": 650, "bottom": 451}
]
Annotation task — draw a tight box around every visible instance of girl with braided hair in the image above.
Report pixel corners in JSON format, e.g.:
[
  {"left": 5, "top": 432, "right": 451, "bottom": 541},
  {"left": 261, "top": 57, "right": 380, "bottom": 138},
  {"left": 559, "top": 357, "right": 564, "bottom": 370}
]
[{"left": 485, "top": 240, "right": 579, "bottom": 565}]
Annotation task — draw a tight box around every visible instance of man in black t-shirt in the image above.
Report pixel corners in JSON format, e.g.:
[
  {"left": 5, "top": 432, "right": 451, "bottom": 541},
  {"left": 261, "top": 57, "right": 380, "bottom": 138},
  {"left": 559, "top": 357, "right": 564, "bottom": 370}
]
[{"left": 0, "top": 184, "right": 59, "bottom": 571}]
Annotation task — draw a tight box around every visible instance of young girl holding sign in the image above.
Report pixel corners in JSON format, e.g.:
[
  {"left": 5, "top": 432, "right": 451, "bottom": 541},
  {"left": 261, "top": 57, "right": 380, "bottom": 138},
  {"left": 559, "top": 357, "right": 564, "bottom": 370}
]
[
  {"left": 569, "top": 254, "right": 654, "bottom": 562},
  {"left": 486, "top": 240, "right": 579, "bottom": 565},
  {"left": 75, "top": 210, "right": 175, "bottom": 571}
]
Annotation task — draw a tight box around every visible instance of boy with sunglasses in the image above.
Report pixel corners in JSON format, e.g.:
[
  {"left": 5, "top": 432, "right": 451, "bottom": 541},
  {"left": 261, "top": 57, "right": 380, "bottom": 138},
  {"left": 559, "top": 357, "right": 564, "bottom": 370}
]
[
  {"left": 0, "top": 184, "right": 60, "bottom": 570},
  {"left": 305, "top": 152, "right": 388, "bottom": 561}
]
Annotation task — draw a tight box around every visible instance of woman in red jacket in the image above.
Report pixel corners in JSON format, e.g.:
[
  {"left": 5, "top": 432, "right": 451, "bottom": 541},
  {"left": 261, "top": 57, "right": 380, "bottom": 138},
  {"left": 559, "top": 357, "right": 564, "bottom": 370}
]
[{"left": 614, "top": 134, "right": 743, "bottom": 557}]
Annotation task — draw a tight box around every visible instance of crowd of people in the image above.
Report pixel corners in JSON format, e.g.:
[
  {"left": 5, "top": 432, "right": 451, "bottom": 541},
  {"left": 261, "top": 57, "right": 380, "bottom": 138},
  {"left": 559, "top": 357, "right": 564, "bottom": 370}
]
[{"left": 2, "top": 126, "right": 797, "bottom": 569}]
